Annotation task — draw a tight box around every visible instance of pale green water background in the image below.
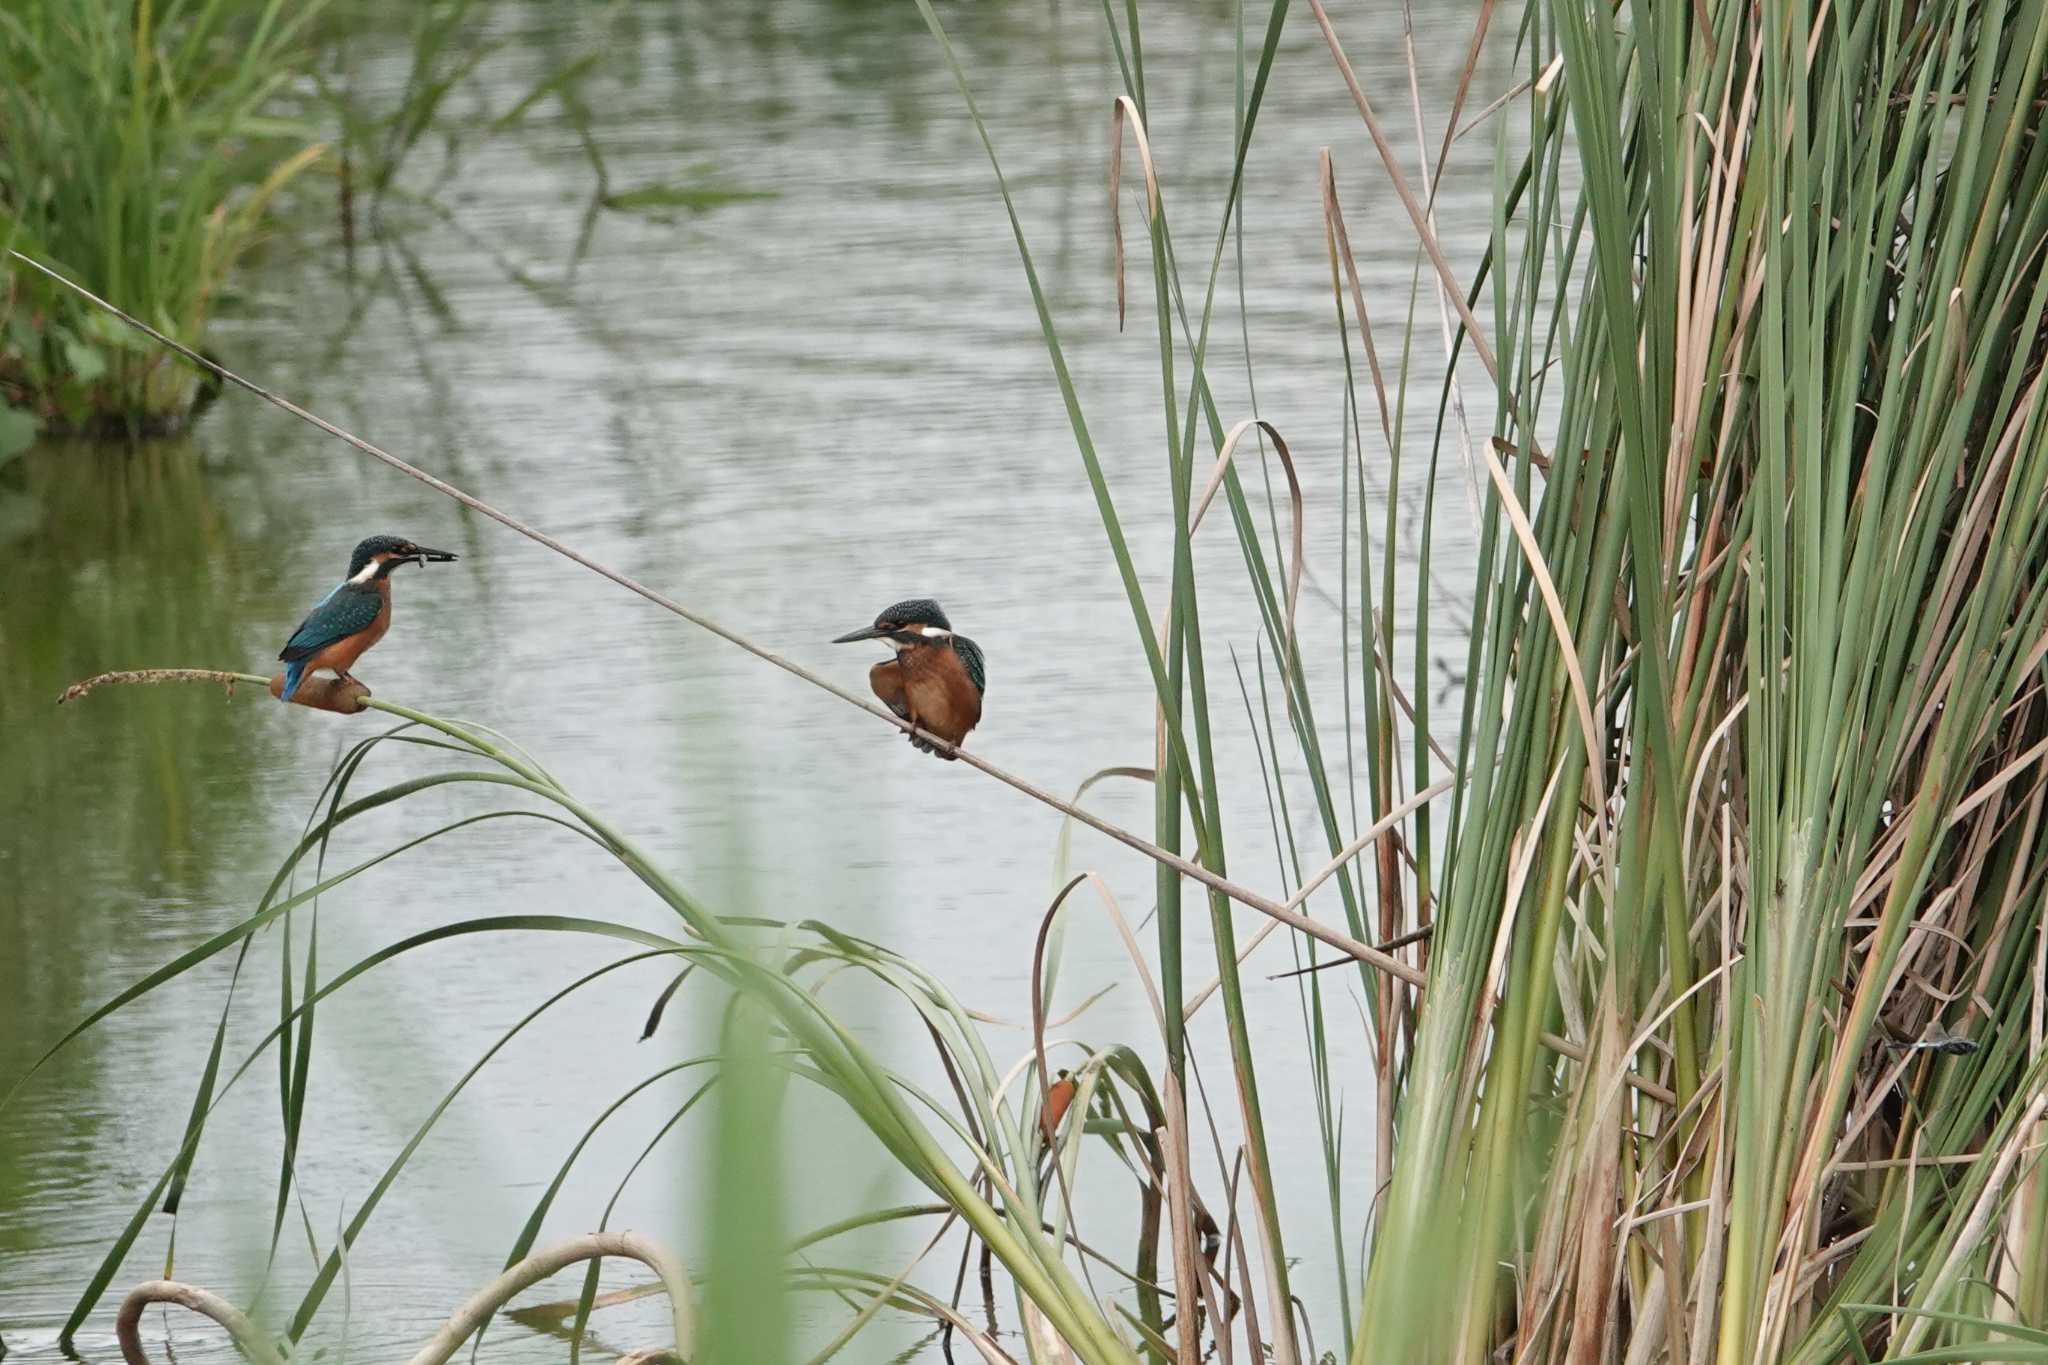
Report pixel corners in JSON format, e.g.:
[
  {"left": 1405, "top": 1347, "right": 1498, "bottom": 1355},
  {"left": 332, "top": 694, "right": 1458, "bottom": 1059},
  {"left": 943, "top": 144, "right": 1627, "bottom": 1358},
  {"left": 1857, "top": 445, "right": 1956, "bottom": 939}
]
[{"left": 0, "top": 2, "right": 1504, "bottom": 1358}]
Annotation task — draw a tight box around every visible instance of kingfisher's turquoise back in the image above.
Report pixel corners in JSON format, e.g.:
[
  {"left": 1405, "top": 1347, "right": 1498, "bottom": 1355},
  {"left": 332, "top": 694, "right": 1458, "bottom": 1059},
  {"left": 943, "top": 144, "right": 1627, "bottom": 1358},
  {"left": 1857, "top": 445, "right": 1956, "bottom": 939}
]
[{"left": 278, "top": 581, "right": 383, "bottom": 700}]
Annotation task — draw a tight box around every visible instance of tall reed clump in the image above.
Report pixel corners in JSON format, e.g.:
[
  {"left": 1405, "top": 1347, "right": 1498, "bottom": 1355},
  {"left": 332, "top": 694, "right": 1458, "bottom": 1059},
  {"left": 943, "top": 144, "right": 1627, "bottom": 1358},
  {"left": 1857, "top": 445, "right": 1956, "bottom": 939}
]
[
  {"left": 0, "top": 0, "right": 326, "bottom": 437},
  {"left": 1337, "top": 0, "right": 2048, "bottom": 1359}
]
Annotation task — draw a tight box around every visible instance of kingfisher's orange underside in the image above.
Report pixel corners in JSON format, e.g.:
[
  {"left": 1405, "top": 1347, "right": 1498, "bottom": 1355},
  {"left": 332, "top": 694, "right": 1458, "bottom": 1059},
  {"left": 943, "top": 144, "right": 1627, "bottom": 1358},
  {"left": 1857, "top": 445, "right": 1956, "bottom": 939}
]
[{"left": 870, "top": 642, "right": 982, "bottom": 752}]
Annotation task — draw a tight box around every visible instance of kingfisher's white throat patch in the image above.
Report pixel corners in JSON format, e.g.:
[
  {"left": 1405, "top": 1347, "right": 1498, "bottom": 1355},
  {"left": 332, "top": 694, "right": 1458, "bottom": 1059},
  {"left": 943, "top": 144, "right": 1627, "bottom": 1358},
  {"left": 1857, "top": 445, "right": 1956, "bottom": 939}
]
[
  {"left": 349, "top": 559, "right": 382, "bottom": 584},
  {"left": 892, "top": 625, "right": 950, "bottom": 652}
]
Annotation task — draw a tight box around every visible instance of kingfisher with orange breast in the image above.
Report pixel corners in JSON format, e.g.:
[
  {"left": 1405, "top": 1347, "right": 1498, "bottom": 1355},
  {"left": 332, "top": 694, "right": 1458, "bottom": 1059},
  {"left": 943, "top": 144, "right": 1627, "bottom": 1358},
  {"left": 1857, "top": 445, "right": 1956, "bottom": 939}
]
[
  {"left": 277, "top": 535, "right": 458, "bottom": 701},
  {"left": 833, "top": 598, "right": 985, "bottom": 759}
]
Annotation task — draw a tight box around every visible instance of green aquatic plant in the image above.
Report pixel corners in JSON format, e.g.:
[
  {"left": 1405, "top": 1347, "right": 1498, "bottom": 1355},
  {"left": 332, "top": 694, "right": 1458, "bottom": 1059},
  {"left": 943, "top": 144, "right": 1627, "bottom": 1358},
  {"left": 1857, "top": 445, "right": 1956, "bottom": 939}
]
[
  {"left": 0, "top": 0, "right": 328, "bottom": 434},
  {"left": 34, "top": 669, "right": 1208, "bottom": 1362}
]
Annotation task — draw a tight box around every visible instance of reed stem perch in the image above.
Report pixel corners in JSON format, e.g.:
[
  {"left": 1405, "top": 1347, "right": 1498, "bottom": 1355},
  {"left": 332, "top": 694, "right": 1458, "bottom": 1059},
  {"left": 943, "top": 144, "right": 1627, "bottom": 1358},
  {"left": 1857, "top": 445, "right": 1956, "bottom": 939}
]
[
  {"left": 57, "top": 669, "right": 371, "bottom": 714},
  {"left": 57, "top": 669, "right": 262, "bottom": 705}
]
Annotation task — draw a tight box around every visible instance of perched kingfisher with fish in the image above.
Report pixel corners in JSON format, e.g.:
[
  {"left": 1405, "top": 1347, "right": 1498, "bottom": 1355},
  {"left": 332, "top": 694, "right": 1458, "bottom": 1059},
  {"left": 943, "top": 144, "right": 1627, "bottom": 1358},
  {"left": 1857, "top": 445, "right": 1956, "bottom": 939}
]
[
  {"left": 277, "top": 534, "right": 458, "bottom": 701},
  {"left": 833, "top": 598, "right": 985, "bottom": 759}
]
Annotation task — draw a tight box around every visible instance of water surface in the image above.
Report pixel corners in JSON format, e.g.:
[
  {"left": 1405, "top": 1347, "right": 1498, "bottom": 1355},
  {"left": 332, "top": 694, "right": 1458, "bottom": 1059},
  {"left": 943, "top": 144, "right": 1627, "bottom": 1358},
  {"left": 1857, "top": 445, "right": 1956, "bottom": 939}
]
[{"left": 0, "top": 2, "right": 1505, "bottom": 1358}]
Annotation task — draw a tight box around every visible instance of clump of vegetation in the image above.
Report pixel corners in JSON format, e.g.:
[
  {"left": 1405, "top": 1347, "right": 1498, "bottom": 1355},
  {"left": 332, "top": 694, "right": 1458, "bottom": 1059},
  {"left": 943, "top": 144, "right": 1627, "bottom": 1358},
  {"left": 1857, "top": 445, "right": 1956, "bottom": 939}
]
[
  {"left": 1346, "top": 0, "right": 2048, "bottom": 1353},
  {"left": 0, "top": 0, "right": 652, "bottom": 449},
  {"left": 0, "top": 0, "right": 328, "bottom": 438}
]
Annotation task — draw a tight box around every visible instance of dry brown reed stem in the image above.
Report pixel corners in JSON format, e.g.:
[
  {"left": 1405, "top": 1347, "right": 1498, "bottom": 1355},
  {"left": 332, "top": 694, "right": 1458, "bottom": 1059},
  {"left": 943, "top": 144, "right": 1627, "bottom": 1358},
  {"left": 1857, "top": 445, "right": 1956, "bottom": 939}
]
[
  {"left": 1318, "top": 153, "right": 1395, "bottom": 470},
  {"left": 1186, "top": 418, "right": 1304, "bottom": 708},
  {"left": 56, "top": 668, "right": 254, "bottom": 704},
  {"left": 58, "top": 668, "right": 369, "bottom": 714},
  {"left": 1158, "top": 1087, "right": 1203, "bottom": 1365},
  {"left": 1108, "top": 94, "right": 1159, "bottom": 333},
  {"left": 1028, "top": 873, "right": 1109, "bottom": 1315},
  {"left": 1304, "top": 0, "right": 1499, "bottom": 386}
]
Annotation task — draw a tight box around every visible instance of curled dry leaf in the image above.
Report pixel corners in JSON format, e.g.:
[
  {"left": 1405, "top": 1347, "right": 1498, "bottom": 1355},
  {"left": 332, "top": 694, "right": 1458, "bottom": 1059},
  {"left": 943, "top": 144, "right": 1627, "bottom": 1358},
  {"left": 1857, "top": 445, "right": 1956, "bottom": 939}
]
[{"left": 1109, "top": 94, "right": 1161, "bottom": 333}]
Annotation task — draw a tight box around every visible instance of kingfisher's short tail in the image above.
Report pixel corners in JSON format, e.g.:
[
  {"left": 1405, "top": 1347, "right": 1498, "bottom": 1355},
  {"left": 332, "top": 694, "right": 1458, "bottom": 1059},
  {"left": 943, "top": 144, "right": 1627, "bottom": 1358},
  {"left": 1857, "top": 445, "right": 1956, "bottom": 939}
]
[{"left": 280, "top": 660, "right": 308, "bottom": 702}]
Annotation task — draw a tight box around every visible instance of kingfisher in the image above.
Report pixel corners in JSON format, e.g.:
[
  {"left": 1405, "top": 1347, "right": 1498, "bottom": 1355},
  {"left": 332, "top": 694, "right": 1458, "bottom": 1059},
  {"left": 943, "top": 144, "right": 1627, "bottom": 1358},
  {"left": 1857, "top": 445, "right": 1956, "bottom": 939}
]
[
  {"left": 833, "top": 598, "right": 985, "bottom": 759},
  {"left": 1040, "top": 1068, "right": 1077, "bottom": 1147},
  {"left": 277, "top": 534, "right": 457, "bottom": 701}
]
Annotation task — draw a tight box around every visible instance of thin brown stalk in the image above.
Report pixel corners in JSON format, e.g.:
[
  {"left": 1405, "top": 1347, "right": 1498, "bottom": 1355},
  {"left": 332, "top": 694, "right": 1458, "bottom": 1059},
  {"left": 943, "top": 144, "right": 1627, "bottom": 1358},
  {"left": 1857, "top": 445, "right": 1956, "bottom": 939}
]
[{"left": 1304, "top": 0, "right": 1500, "bottom": 385}]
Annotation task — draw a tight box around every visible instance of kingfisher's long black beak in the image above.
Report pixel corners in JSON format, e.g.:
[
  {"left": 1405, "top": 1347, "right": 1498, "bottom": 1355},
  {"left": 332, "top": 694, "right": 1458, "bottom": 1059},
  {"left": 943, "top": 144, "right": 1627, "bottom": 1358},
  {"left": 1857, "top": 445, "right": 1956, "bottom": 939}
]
[
  {"left": 414, "top": 547, "right": 458, "bottom": 565},
  {"left": 833, "top": 624, "right": 885, "bottom": 643}
]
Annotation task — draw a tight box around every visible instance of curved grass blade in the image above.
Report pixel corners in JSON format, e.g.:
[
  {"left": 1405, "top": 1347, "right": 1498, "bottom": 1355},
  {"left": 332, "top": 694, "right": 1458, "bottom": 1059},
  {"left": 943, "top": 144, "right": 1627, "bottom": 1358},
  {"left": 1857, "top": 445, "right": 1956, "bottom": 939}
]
[{"left": 61, "top": 923, "right": 684, "bottom": 1345}]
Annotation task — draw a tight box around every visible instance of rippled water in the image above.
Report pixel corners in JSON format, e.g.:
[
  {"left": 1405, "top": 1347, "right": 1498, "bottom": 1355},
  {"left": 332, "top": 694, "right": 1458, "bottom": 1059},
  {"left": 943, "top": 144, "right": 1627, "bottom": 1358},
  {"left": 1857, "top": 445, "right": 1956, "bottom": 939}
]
[{"left": 0, "top": 2, "right": 1505, "bottom": 1359}]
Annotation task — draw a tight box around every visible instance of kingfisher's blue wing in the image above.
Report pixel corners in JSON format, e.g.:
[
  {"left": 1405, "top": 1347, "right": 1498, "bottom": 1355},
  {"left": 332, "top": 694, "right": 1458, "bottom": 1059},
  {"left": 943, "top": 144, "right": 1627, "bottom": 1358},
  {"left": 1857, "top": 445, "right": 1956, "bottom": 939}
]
[
  {"left": 279, "top": 584, "right": 382, "bottom": 662},
  {"left": 951, "top": 635, "right": 986, "bottom": 695}
]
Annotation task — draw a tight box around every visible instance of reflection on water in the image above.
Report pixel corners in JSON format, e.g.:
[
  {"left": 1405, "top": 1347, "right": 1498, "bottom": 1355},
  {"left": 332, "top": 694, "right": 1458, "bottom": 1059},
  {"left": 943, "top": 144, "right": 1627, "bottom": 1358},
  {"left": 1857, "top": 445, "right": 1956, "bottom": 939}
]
[{"left": 0, "top": 1, "right": 1499, "bottom": 1358}]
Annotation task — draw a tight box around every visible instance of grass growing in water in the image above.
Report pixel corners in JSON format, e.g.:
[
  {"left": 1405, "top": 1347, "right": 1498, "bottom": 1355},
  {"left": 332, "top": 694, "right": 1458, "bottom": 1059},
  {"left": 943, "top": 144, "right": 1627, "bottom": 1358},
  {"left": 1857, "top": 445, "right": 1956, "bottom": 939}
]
[
  {"left": 0, "top": 0, "right": 609, "bottom": 443},
  {"left": 16, "top": 0, "right": 2048, "bottom": 1361},
  {"left": 0, "top": 0, "right": 328, "bottom": 436}
]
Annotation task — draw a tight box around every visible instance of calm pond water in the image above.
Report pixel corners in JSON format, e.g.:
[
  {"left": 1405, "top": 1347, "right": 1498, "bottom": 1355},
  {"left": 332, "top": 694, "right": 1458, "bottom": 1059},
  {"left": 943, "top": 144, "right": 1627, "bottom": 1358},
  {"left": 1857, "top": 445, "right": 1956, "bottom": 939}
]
[{"left": 1, "top": 2, "right": 1506, "bottom": 1359}]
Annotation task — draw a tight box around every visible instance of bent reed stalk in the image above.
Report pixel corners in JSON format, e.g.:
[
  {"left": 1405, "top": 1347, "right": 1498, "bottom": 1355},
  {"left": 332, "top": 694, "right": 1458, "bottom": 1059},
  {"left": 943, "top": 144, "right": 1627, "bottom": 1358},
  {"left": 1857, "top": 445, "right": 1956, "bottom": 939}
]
[{"left": 114, "top": 1231, "right": 693, "bottom": 1365}]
